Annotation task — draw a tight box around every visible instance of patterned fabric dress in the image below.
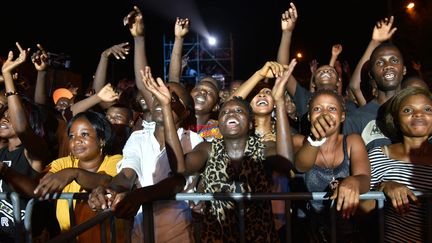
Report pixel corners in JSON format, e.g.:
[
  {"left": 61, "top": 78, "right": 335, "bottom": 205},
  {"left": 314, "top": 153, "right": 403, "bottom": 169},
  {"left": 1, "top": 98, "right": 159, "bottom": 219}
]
[{"left": 200, "top": 135, "right": 279, "bottom": 243}]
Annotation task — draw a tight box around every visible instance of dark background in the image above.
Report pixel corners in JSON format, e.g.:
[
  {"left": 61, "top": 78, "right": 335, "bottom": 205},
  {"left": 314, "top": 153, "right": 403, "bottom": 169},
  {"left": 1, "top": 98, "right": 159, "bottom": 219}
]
[{"left": 2, "top": 0, "right": 431, "bottom": 90}]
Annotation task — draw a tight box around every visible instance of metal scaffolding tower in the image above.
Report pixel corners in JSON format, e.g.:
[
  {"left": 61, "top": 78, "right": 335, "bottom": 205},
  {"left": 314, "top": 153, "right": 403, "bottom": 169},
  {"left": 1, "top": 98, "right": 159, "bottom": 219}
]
[{"left": 163, "top": 33, "right": 234, "bottom": 89}]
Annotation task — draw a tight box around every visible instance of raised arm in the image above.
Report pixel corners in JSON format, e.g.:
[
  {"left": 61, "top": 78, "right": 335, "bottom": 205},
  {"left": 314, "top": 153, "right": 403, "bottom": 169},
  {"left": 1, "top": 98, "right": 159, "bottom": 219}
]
[
  {"left": 168, "top": 17, "right": 190, "bottom": 82},
  {"left": 228, "top": 61, "right": 287, "bottom": 100},
  {"left": 329, "top": 44, "right": 342, "bottom": 67},
  {"left": 269, "top": 59, "right": 297, "bottom": 173},
  {"left": 277, "top": 2, "right": 297, "bottom": 65},
  {"left": 93, "top": 42, "right": 130, "bottom": 93},
  {"left": 124, "top": 6, "right": 152, "bottom": 109},
  {"left": 349, "top": 16, "right": 397, "bottom": 106},
  {"left": 70, "top": 83, "right": 119, "bottom": 116},
  {"left": 1, "top": 42, "right": 50, "bottom": 164},
  {"left": 141, "top": 66, "right": 186, "bottom": 173},
  {"left": 141, "top": 67, "right": 209, "bottom": 174},
  {"left": 275, "top": 3, "right": 299, "bottom": 98},
  {"left": 32, "top": 44, "right": 49, "bottom": 105}
]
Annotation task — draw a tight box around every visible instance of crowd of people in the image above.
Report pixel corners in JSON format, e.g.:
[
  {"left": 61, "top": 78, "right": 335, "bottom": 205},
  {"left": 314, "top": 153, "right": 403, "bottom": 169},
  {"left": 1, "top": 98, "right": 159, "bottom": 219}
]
[{"left": 0, "top": 2, "right": 430, "bottom": 243}]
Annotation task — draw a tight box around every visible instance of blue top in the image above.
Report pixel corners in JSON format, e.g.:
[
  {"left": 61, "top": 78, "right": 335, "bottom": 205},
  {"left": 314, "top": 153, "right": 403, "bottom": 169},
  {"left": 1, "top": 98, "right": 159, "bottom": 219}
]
[{"left": 305, "top": 135, "right": 350, "bottom": 213}]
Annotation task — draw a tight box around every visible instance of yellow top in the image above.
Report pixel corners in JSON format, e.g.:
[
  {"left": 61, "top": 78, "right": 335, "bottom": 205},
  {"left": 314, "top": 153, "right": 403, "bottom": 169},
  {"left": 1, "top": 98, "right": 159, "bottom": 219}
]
[{"left": 46, "top": 154, "right": 122, "bottom": 231}]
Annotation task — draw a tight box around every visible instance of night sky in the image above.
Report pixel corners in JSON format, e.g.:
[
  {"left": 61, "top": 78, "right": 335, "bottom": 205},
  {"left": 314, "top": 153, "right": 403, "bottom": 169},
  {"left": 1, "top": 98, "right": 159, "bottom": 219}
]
[{"left": 2, "top": 0, "right": 431, "bottom": 89}]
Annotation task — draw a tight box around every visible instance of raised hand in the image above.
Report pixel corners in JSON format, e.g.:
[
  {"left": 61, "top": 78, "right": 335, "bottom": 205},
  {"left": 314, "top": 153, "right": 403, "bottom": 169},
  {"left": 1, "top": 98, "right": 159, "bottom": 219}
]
[
  {"left": 309, "top": 59, "right": 318, "bottom": 75},
  {"left": 174, "top": 17, "right": 190, "bottom": 38},
  {"left": 272, "top": 59, "right": 297, "bottom": 102},
  {"left": 102, "top": 42, "right": 130, "bottom": 59},
  {"left": 123, "top": 6, "right": 145, "bottom": 37},
  {"left": 372, "top": 16, "right": 397, "bottom": 42},
  {"left": 2, "top": 42, "right": 30, "bottom": 74},
  {"left": 256, "top": 61, "right": 287, "bottom": 78},
  {"left": 332, "top": 44, "right": 343, "bottom": 56},
  {"left": 140, "top": 66, "right": 171, "bottom": 106},
  {"left": 281, "top": 2, "right": 298, "bottom": 32},
  {"left": 97, "top": 83, "right": 120, "bottom": 102},
  {"left": 31, "top": 43, "right": 49, "bottom": 71}
]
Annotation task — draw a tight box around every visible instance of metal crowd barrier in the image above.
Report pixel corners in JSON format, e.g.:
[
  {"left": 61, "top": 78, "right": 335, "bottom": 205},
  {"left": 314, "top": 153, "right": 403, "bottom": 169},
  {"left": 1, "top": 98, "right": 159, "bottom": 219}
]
[
  {"left": 9, "top": 191, "right": 432, "bottom": 243},
  {"left": 22, "top": 192, "right": 116, "bottom": 243},
  {"left": 0, "top": 192, "right": 23, "bottom": 242}
]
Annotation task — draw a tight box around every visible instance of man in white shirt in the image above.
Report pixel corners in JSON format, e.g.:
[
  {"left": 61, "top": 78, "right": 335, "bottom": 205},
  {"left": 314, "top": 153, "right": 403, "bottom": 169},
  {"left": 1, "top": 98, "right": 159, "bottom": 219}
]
[{"left": 89, "top": 81, "right": 202, "bottom": 243}]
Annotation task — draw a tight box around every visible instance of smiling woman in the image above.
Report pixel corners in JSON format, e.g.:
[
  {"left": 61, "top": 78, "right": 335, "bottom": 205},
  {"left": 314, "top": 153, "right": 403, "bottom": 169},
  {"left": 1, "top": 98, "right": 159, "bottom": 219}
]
[
  {"left": 364, "top": 87, "right": 432, "bottom": 242},
  {"left": 156, "top": 61, "right": 296, "bottom": 242},
  {"left": 36, "top": 111, "right": 126, "bottom": 241},
  {"left": 0, "top": 110, "right": 127, "bottom": 242}
]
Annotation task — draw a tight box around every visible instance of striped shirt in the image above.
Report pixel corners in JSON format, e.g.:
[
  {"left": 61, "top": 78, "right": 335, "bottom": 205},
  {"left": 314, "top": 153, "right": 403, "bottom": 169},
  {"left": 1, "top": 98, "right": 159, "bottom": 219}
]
[{"left": 369, "top": 146, "right": 432, "bottom": 243}]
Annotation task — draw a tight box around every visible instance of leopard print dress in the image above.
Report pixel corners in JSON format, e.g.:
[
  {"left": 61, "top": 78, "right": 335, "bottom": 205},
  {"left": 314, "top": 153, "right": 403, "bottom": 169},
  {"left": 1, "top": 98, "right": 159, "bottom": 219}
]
[{"left": 200, "top": 135, "right": 279, "bottom": 243}]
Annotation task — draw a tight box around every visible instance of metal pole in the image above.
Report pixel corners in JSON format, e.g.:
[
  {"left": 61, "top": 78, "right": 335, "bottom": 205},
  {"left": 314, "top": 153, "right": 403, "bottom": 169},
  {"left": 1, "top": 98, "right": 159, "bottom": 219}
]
[
  {"left": 11, "top": 192, "right": 24, "bottom": 243},
  {"left": 142, "top": 203, "right": 155, "bottom": 243}
]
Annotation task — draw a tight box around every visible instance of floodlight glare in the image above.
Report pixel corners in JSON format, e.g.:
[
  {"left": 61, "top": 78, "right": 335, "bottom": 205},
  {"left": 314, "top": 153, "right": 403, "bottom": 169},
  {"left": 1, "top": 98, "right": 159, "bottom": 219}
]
[
  {"left": 208, "top": 36, "right": 217, "bottom": 46},
  {"left": 406, "top": 2, "right": 415, "bottom": 9}
]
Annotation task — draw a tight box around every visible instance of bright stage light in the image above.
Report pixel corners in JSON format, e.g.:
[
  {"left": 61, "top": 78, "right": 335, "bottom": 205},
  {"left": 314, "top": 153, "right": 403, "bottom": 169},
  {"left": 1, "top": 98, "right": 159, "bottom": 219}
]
[
  {"left": 406, "top": 2, "right": 415, "bottom": 9},
  {"left": 208, "top": 36, "right": 217, "bottom": 46}
]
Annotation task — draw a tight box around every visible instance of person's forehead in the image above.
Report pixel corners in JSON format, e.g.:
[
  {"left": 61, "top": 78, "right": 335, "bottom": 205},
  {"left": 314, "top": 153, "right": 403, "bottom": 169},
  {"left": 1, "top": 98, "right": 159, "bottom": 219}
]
[
  {"left": 259, "top": 87, "right": 272, "bottom": 92},
  {"left": 311, "top": 93, "right": 340, "bottom": 105},
  {"left": 401, "top": 94, "right": 431, "bottom": 104},
  {"left": 373, "top": 47, "right": 402, "bottom": 59},
  {"left": 108, "top": 107, "right": 128, "bottom": 115},
  {"left": 222, "top": 100, "right": 246, "bottom": 109},
  {"left": 199, "top": 81, "right": 218, "bottom": 90},
  {"left": 72, "top": 117, "right": 92, "bottom": 128},
  {"left": 316, "top": 65, "right": 336, "bottom": 72}
]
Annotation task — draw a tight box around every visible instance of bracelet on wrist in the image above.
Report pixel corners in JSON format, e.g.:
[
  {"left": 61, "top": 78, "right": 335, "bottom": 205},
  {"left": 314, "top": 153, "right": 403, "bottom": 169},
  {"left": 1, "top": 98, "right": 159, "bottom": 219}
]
[
  {"left": 5, "top": 91, "right": 18, "bottom": 97},
  {"left": 307, "top": 136, "right": 327, "bottom": 147}
]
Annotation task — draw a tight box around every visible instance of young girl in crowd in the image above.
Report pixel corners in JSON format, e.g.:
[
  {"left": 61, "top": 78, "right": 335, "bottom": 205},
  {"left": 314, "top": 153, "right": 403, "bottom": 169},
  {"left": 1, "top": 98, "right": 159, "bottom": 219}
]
[
  {"left": 292, "top": 89, "right": 371, "bottom": 242},
  {"left": 365, "top": 87, "right": 432, "bottom": 242},
  {"left": 145, "top": 61, "right": 296, "bottom": 242},
  {"left": 229, "top": 60, "right": 297, "bottom": 237}
]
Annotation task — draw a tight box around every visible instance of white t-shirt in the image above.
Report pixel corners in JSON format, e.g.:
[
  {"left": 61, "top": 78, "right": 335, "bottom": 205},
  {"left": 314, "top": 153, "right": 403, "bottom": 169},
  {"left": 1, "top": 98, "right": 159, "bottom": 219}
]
[{"left": 117, "top": 122, "right": 203, "bottom": 243}]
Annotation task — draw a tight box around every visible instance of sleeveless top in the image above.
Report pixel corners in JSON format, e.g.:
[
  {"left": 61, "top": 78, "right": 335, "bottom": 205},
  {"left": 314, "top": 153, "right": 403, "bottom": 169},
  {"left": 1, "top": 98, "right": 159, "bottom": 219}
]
[
  {"left": 305, "top": 135, "right": 350, "bottom": 213},
  {"left": 200, "top": 135, "right": 279, "bottom": 243},
  {"left": 303, "top": 135, "right": 358, "bottom": 243}
]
